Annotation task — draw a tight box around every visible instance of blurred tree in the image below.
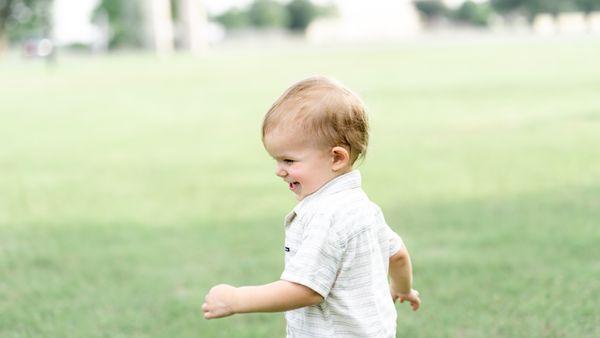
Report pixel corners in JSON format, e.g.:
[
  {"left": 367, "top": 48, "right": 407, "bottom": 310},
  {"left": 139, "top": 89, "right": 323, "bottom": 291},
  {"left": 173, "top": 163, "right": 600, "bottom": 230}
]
[
  {"left": 0, "top": 0, "right": 53, "bottom": 50},
  {"left": 215, "top": 0, "right": 335, "bottom": 33},
  {"left": 523, "top": 0, "right": 577, "bottom": 17},
  {"left": 452, "top": 0, "right": 493, "bottom": 26},
  {"left": 93, "top": 0, "right": 144, "bottom": 49},
  {"left": 0, "top": 0, "right": 16, "bottom": 49},
  {"left": 285, "top": 0, "right": 318, "bottom": 32},
  {"left": 414, "top": 0, "right": 448, "bottom": 22},
  {"left": 214, "top": 7, "right": 250, "bottom": 30},
  {"left": 575, "top": 0, "right": 600, "bottom": 12},
  {"left": 491, "top": 0, "right": 595, "bottom": 18},
  {"left": 170, "top": 0, "right": 178, "bottom": 21},
  {"left": 490, "top": 0, "right": 527, "bottom": 15},
  {"left": 247, "top": 0, "right": 288, "bottom": 29}
]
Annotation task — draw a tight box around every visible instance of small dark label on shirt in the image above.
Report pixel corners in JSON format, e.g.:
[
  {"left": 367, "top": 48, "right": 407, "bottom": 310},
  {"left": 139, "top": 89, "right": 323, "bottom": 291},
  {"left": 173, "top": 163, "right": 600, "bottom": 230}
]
[{"left": 284, "top": 246, "right": 290, "bottom": 252}]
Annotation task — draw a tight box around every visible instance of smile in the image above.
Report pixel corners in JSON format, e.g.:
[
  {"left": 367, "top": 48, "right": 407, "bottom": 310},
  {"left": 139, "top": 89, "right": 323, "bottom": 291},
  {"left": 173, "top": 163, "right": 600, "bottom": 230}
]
[{"left": 288, "top": 182, "right": 300, "bottom": 191}]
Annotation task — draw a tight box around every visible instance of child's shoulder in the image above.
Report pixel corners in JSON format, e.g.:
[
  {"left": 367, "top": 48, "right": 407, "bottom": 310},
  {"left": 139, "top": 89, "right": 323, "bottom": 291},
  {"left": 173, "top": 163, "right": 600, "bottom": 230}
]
[
  {"left": 315, "top": 189, "right": 382, "bottom": 234},
  {"left": 312, "top": 187, "right": 369, "bottom": 214}
]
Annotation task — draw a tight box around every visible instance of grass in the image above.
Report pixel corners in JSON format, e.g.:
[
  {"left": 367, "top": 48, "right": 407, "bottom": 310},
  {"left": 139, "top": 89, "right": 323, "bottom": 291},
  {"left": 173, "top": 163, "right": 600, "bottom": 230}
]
[{"left": 1, "top": 38, "right": 599, "bottom": 337}]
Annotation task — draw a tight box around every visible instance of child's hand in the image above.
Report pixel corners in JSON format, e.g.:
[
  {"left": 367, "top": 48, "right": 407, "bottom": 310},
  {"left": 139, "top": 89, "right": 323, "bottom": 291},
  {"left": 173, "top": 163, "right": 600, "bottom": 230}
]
[
  {"left": 391, "top": 288, "right": 421, "bottom": 311},
  {"left": 202, "top": 284, "right": 238, "bottom": 319}
]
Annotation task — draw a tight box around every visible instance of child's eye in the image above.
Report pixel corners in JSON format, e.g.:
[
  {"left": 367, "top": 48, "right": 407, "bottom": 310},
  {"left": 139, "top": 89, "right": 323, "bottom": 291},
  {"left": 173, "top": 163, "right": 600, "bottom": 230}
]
[{"left": 283, "top": 159, "right": 294, "bottom": 164}]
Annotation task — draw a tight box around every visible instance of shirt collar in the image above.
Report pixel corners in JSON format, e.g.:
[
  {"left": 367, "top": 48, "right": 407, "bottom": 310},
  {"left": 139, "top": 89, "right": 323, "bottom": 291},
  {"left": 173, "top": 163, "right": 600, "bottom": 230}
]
[{"left": 285, "top": 170, "right": 362, "bottom": 224}]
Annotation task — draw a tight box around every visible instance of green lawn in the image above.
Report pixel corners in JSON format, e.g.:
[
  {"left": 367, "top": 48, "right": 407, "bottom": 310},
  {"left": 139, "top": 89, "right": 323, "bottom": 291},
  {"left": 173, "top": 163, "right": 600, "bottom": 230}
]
[{"left": 1, "top": 39, "right": 599, "bottom": 337}]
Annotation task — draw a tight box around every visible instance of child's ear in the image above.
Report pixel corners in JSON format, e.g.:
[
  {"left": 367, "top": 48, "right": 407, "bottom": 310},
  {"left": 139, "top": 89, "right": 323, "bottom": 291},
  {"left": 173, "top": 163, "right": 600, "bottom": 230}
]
[{"left": 331, "top": 146, "right": 350, "bottom": 171}]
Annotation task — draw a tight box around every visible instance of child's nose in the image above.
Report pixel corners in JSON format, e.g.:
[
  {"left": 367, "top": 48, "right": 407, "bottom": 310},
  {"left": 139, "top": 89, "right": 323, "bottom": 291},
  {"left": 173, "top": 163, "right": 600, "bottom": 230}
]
[{"left": 275, "top": 164, "right": 286, "bottom": 177}]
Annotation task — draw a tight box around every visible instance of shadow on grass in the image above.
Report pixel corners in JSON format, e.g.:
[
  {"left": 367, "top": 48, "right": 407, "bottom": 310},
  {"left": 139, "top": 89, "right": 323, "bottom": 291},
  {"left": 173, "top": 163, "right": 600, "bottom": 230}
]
[{"left": 1, "top": 185, "right": 598, "bottom": 337}]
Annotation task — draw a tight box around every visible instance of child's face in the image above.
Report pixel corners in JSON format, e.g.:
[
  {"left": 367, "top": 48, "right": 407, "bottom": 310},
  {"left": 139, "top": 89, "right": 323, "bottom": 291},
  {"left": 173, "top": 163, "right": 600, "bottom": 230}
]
[{"left": 264, "top": 128, "right": 338, "bottom": 201}]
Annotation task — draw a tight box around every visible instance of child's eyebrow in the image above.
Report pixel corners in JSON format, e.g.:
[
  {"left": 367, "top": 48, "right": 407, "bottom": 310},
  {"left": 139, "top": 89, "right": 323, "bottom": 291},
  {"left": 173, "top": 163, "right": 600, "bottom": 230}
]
[{"left": 272, "top": 153, "right": 295, "bottom": 160}]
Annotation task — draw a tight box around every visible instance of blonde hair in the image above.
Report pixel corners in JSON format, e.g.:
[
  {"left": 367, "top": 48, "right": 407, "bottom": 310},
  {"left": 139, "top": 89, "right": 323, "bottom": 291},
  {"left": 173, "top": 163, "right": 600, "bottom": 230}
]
[{"left": 262, "top": 76, "right": 369, "bottom": 164}]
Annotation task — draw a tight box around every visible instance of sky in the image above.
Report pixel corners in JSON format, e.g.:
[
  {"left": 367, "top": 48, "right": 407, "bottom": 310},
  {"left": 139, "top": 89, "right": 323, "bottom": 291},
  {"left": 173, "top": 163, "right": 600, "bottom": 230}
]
[{"left": 52, "top": 0, "right": 99, "bottom": 44}]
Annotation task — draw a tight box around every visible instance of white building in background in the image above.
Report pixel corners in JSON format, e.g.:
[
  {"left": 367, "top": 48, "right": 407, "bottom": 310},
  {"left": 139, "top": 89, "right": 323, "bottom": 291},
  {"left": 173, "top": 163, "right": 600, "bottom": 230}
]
[
  {"left": 307, "top": 0, "right": 422, "bottom": 43},
  {"left": 533, "top": 11, "right": 600, "bottom": 36},
  {"left": 590, "top": 12, "right": 600, "bottom": 34}
]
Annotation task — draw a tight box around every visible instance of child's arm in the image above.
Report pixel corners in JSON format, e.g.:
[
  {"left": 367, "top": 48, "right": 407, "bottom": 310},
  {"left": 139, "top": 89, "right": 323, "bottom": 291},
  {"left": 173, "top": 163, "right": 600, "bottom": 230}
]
[
  {"left": 389, "top": 246, "right": 421, "bottom": 311},
  {"left": 202, "top": 280, "right": 323, "bottom": 319}
]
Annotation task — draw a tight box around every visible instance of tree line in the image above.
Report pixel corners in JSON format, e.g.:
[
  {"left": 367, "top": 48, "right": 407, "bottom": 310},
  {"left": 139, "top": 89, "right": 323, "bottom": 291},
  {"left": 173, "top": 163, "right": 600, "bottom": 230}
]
[
  {"left": 415, "top": 0, "right": 600, "bottom": 27},
  {"left": 0, "top": 0, "right": 333, "bottom": 50},
  {"left": 214, "top": 0, "right": 335, "bottom": 32},
  {"left": 2, "top": 0, "right": 600, "bottom": 51},
  {"left": 0, "top": 0, "right": 52, "bottom": 49}
]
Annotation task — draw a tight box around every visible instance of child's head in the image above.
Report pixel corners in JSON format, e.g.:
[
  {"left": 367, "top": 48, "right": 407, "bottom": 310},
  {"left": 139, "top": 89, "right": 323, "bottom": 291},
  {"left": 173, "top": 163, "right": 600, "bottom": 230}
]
[{"left": 262, "top": 76, "right": 369, "bottom": 200}]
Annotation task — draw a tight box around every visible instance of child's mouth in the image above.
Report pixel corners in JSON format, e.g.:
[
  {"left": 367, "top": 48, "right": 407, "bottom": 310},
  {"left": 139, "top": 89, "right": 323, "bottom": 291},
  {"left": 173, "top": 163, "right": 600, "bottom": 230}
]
[{"left": 288, "top": 182, "right": 299, "bottom": 192}]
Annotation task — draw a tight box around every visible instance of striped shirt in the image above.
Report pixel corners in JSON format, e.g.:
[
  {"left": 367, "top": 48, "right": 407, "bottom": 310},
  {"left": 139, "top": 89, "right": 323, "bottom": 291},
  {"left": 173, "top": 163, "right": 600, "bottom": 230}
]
[{"left": 281, "top": 170, "right": 404, "bottom": 338}]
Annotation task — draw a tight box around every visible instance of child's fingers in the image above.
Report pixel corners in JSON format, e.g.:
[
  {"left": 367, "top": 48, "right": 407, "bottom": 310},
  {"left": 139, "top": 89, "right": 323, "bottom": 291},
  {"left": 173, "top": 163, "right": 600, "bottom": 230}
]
[
  {"left": 202, "top": 302, "right": 215, "bottom": 319},
  {"left": 411, "top": 295, "right": 421, "bottom": 311},
  {"left": 203, "top": 306, "right": 218, "bottom": 320}
]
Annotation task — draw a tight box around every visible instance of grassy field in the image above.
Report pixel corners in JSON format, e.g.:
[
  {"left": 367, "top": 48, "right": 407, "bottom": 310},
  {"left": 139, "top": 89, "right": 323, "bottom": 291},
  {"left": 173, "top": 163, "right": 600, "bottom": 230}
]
[{"left": 1, "top": 38, "right": 599, "bottom": 337}]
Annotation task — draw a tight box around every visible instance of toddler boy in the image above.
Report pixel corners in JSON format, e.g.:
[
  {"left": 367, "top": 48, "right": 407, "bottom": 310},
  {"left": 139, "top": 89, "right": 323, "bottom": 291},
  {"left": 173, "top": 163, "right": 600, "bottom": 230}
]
[{"left": 203, "top": 76, "right": 420, "bottom": 338}]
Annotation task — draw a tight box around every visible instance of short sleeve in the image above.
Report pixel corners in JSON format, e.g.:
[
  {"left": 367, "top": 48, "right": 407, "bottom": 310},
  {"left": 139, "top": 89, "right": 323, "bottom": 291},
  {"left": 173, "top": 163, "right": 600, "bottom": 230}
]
[
  {"left": 373, "top": 204, "right": 405, "bottom": 257},
  {"left": 387, "top": 226, "right": 405, "bottom": 257},
  {"left": 280, "top": 215, "right": 342, "bottom": 299}
]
